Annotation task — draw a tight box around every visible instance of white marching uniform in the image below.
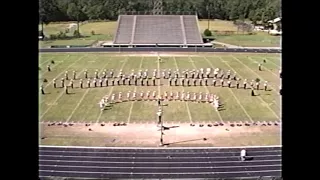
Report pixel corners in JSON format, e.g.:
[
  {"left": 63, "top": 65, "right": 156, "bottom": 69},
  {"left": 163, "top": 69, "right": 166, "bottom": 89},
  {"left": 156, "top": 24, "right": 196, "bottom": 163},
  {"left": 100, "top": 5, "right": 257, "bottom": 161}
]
[
  {"left": 152, "top": 91, "right": 156, "bottom": 99},
  {"left": 181, "top": 92, "right": 185, "bottom": 100},
  {"left": 111, "top": 94, "right": 115, "bottom": 102},
  {"left": 133, "top": 92, "right": 136, "bottom": 99},
  {"left": 199, "top": 93, "right": 202, "bottom": 101},
  {"left": 127, "top": 91, "right": 131, "bottom": 100},
  {"left": 175, "top": 92, "right": 179, "bottom": 100},
  {"left": 193, "top": 93, "right": 197, "bottom": 101}
]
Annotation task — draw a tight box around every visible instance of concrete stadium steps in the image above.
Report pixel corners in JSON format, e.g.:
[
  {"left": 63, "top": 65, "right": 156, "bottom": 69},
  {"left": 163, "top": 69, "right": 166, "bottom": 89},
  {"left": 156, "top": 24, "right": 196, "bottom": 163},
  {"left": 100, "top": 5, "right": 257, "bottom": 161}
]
[
  {"left": 133, "top": 15, "right": 184, "bottom": 44},
  {"left": 114, "top": 15, "right": 135, "bottom": 44},
  {"left": 183, "top": 15, "right": 203, "bottom": 44},
  {"left": 113, "top": 15, "right": 203, "bottom": 45}
]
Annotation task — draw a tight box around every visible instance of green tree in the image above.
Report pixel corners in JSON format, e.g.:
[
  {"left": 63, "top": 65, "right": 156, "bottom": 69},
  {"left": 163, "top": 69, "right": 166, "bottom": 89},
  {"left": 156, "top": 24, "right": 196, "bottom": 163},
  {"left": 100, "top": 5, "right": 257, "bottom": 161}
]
[
  {"left": 67, "top": 0, "right": 84, "bottom": 36},
  {"left": 39, "top": 0, "right": 57, "bottom": 35}
]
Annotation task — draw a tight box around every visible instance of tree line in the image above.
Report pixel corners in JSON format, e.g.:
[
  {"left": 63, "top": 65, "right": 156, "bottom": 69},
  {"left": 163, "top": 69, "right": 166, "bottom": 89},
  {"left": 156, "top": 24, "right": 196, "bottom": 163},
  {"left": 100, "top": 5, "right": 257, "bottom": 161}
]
[{"left": 40, "top": 0, "right": 280, "bottom": 26}]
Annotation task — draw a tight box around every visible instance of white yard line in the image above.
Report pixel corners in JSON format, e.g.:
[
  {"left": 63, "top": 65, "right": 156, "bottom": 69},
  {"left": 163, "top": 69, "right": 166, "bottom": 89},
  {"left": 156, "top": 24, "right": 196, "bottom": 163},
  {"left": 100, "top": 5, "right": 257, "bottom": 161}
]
[
  {"left": 95, "top": 57, "right": 129, "bottom": 124},
  {"left": 173, "top": 57, "right": 193, "bottom": 123},
  {"left": 230, "top": 55, "right": 278, "bottom": 91},
  {"left": 44, "top": 55, "right": 87, "bottom": 88},
  {"left": 39, "top": 56, "right": 68, "bottom": 78},
  {"left": 40, "top": 92, "right": 65, "bottom": 120},
  {"left": 188, "top": 56, "right": 224, "bottom": 123},
  {"left": 40, "top": 55, "right": 94, "bottom": 105},
  {"left": 221, "top": 56, "right": 280, "bottom": 120},
  {"left": 65, "top": 90, "right": 90, "bottom": 123},
  {"left": 40, "top": 55, "right": 98, "bottom": 120},
  {"left": 66, "top": 56, "right": 111, "bottom": 123},
  {"left": 127, "top": 57, "right": 144, "bottom": 124},
  {"left": 247, "top": 57, "right": 278, "bottom": 77},
  {"left": 39, "top": 56, "right": 54, "bottom": 66},
  {"left": 256, "top": 56, "right": 280, "bottom": 68},
  {"left": 203, "top": 56, "right": 253, "bottom": 123}
]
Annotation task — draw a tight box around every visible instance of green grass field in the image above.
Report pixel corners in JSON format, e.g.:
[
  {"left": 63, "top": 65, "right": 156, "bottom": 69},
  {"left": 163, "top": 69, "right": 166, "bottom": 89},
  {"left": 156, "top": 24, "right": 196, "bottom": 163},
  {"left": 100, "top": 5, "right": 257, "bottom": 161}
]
[
  {"left": 39, "top": 53, "right": 281, "bottom": 124},
  {"left": 39, "top": 21, "right": 117, "bottom": 48},
  {"left": 39, "top": 19, "right": 280, "bottom": 47}
]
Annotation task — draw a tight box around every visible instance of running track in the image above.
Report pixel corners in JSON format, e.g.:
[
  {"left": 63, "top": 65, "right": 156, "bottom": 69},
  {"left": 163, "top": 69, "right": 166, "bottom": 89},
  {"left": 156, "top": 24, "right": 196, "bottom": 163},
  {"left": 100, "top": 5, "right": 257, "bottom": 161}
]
[{"left": 39, "top": 145, "right": 281, "bottom": 179}]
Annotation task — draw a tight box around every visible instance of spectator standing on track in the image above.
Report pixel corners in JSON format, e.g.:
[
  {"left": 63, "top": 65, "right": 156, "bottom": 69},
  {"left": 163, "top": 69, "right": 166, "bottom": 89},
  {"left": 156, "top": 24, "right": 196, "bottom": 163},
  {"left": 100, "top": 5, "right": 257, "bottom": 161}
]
[
  {"left": 258, "top": 64, "right": 262, "bottom": 71},
  {"left": 53, "top": 78, "right": 56, "bottom": 88},
  {"left": 47, "top": 65, "right": 51, "bottom": 72},
  {"left": 40, "top": 85, "right": 45, "bottom": 94}
]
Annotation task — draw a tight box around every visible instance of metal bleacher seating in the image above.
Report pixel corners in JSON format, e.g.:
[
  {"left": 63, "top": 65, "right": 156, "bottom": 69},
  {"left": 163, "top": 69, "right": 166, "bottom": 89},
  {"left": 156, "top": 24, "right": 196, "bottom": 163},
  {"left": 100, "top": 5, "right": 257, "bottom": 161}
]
[{"left": 113, "top": 15, "right": 203, "bottom": 45}]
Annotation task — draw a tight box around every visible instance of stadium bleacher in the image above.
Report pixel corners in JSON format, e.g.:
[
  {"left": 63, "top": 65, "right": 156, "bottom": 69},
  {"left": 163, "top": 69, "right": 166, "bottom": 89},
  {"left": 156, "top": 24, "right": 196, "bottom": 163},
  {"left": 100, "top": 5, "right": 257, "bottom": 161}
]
[{"left": 113, "top": 15, "right": 205, "bottom": 47}]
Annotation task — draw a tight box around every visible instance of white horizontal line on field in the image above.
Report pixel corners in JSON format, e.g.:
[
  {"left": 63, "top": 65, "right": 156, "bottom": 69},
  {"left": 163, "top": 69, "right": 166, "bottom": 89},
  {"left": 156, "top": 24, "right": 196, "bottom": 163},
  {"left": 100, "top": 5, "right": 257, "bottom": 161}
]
[
  {"left": 39, "top": 159, "right": 281, "bottom": 164},
  {"left": 39, "top": 145, "right": 281, "bottom": 149},
  {"left": 39, "top": 164, "right": 281, "bottom": 169},
  {"left": 39, "top": 169, "right": 281, "bottom": 175},
  {"left": 39, "top": 154, "right": 280, "bottom": 159},
  {"left": 39, "top": 149, "right": 281, "bottom": 154}
]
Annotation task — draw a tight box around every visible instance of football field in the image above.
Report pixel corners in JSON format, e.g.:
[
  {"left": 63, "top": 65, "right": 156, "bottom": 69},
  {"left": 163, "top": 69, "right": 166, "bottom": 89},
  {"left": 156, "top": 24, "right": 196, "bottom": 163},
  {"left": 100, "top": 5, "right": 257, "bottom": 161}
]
[{"left": 39, "top": 53, "right": 281, "bottom": 125}]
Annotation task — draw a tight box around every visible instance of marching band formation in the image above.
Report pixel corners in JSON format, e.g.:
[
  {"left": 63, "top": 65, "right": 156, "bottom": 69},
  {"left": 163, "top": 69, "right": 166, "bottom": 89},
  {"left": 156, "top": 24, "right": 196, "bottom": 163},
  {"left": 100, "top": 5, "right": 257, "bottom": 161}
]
[
  {"left": 98, "top": 91, "right": 222, "bottom": 111},
  {"left": 40, "top": 67, "right": 270, "bottom": 95}
]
